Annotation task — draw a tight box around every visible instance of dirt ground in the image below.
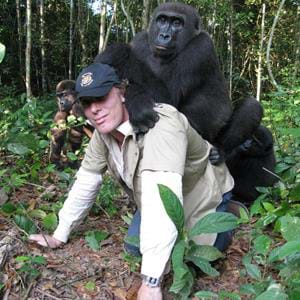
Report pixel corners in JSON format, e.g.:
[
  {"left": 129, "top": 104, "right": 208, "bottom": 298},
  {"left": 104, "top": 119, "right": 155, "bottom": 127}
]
[{"left": 0, "top": 182, "right": 251, "bottom": 300}]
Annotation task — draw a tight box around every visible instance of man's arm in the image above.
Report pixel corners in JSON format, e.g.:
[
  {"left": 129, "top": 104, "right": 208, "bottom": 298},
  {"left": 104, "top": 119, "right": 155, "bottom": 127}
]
[
  {"left": 29, "top": 167, "right": 102, "bottom": 247},
  {"left": 137, "top": 170, "right": 183, "bottom": 299}
]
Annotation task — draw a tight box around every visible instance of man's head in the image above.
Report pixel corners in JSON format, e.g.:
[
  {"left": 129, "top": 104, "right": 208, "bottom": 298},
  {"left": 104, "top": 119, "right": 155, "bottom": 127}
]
[{"left": 76, "top": 63, "right": 128, "bottom": 134}]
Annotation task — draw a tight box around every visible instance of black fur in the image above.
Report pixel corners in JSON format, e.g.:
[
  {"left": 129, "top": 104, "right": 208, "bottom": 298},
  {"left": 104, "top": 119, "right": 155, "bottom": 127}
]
[{"left": 95, "top": 2, "right": 276, "bottom": 202}]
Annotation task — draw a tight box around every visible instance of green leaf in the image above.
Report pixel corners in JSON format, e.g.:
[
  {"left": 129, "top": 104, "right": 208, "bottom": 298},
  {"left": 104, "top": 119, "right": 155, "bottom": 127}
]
[
  {"left": 39, "top": 140, "right": 49, "bottom": 149},
  {"left": 189, "top": 212, "right": 238, "bottom": 238},
  {"left": 268, "top": 240, "right": 300, "bottom": 263},
  {"left": 15, "top": 256, "right": 30, "bottom": 262},
  {"left": 67, "top": 151, "right": 78, "bottom": 161},
  {"left": 85, "top": 281, "right": 96, "bottom": 291},
  {"left": 242, "top": 256, "right": 261, "bottom": 280},
  {"left": 158, "top": 184, "right": 184, "bottom": 235},
  {"left": 253, "top": 235, "right": 272, "bottom": 256},
  {"left": 186, "top": 244, "right": 224, "bottom": 262},
  {"left": 14, "top": 215, "right": 37, "bottom": 234},
  {"left": 275, "top": 163, "right": 291, "bottom": 174},
  {"left": 31, "top": 256, "right": 47, "bottom": 265},
  {"left": 169, "top": 265, "right": 193, "bottom": 296},
  {"left": 7, "top": 143, "right": 31, "bottom": 155},
  {"left": 278, "top": 128, "right": 300, "bottom": 138},
  {"left": 194, "top": 290, "right": 218, "bottom": 299},
  {"left": 42, "top": 213, "right": 58, "bottom": 231},
  {"left": 255, "top": 285, "right": 288, "bottom": 300},
  {"left": 219, "top": 290, "right": 241, "bottom": 300},
  {"left": 124, "top": 235, "right": 140, "bottom": 248},
  {"left": 262, "top": 202, "right": 275, "bottom": 212},
  {"left": 29, "top": 209, "right": 47, "bottom": 219},
  {"left": 190, "top": 256, "right": 219, "bottom": 277},
  {"left": 0, "top": 43, "right": 5, "bottom": 63},
  {"left": 279, "top": 215, "right": 300, "bottom": 241},
  {"left": 290, "top": 184, "right": 300, "bottom": 201},
  {"left": 1, "top": 202, "right": 17, "bottom": 214},
  {"left": 172, "top": 240, "right": 186, "bottom": 277},
  {"left": 85, "top": 230, "right": 109, "bottom": 250},
  {"left": 240, "top": 283, "right": 258, "bottom": 295}
]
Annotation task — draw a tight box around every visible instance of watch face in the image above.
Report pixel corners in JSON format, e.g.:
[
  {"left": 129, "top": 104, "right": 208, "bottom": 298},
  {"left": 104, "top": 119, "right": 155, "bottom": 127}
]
[{"left": 142, "top": 275, "right": 161, "bottom": 287}]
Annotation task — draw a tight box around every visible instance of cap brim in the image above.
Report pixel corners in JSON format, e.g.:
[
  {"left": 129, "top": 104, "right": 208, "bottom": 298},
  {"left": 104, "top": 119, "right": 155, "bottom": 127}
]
[{"left": 77, "top": 84, "right": 113, "bottom": 99}]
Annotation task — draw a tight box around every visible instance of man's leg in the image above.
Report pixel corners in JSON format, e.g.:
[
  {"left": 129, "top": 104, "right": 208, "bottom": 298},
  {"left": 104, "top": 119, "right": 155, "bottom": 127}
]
[{"left": 125, "top": 210, "right": 141, "bottom": 256}]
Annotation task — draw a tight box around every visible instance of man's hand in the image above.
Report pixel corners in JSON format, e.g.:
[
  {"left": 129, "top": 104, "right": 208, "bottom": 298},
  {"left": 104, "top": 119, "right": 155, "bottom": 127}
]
[
  {"left": 137, "top": 282, "right": 162, "bottom": 300},
  {"left": 29, "top": 234, "right": 63, "bottom": 248}
]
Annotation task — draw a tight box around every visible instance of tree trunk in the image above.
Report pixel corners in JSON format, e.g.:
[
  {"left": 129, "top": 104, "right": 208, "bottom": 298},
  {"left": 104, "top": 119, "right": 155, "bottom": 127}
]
[
  {"left": 68, "top": 0, "right": 74, "bottom": 79},
  {"left": 142, "top": 0, "right": 151, "bottom": 30},
  {"left": 104, "top": 0, "right": 118, "bottom": 50},
  {"left": 293, "top": 4, "right": 300, "bottom": 80},
  {"left": 40, "top": 0, "right": 47, "bottom": 94},
  {"left": 266, "top": 0, "right": 286, "bottom": 91},
  {"left": 98, "top": 0, "right": 107, "bottom": 53},
  {"left": 227, "top": 2, "right": 233, "bottom": 98},
  {"left": 25, "top": 0, "right": 32, "bottom": 99},
  {"left": 78, "top": 0, "right": 89, "bottom": 65},
  {"left": 16, "top": 0, "right": 24, "bottom": 83},
  {"left": 120, "top": 0, "right": 135, "bottom": 37},
  {"left": 256, "top": 4, "right": 265, "bottom": 102}
]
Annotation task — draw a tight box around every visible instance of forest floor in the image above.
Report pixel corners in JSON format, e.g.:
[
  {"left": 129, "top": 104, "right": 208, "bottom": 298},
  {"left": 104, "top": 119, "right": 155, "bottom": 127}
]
[{"left": 0, "top": 176, "right": 252, "bottom": 300}]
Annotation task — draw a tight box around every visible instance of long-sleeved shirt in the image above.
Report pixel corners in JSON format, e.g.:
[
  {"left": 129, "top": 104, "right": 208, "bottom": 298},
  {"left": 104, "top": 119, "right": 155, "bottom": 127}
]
[{"left": 54, "top": 103, "right": 234, "bottom": 279}]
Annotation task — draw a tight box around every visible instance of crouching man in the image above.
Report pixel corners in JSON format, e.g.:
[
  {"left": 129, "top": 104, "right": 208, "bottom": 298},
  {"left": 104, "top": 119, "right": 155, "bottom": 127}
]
[{"left": 30, "top": 63, "right": 240, "bottom": 300}]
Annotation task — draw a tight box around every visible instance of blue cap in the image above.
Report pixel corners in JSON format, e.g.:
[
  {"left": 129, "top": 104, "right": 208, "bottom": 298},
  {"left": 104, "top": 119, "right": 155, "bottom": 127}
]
[{"left": 76, "top": 63, "right": 120, "bottom": 99}]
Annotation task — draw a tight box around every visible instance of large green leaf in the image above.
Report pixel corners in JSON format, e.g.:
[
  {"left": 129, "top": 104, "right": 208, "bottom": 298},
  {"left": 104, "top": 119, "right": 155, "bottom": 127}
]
[
  {"left": 7, "top": 143, "right": 31, "bottom": 155},
  {"left": 268, "top": 240, "right": 300, "bottom": 263},
  {"left": 42, "top": 213, "right": 58, "bottom": 231},
  {"left": 158, "top": 184, "right": 184, "bottom": 235},
  {"left": 0, "top": 43, "right": 5, "bottom": 63},
  {"left": 253, "top": 235, "right": 272, "bottom": 256},
  {"left": 186, "top": 243, "right": 224, "bottom": 262},
  {"left": 14, "top": 215, "right": 37, "bottom": 234},
  {"left": 189, "top": 212, "right": 238, "bottom": 238},
  {"left": 188, "top": 256, "right": 219, "bottom": 277},
  {"left": 290, "top": 183, "right": 300, "bottom": 201},
  {"left": 279, "top": 215, "right": 300, "bottom": 241},
  {"left": 172, "top": 240, "right": 187, "bottom": 278},
  {"left": 255, "top": 285, "right": 288, "bottom": 300}
]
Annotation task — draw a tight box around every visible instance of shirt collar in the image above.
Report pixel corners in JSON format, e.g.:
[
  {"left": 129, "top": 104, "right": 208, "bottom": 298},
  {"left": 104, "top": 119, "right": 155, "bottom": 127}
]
[{"left": 116, "top": 120, "right": 132, "bottom": 136}]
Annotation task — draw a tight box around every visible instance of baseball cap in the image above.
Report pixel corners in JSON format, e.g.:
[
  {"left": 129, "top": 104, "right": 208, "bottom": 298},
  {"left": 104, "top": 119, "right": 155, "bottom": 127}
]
[{"left": 75, "top": 63, "right": 121, "bottom": 99}]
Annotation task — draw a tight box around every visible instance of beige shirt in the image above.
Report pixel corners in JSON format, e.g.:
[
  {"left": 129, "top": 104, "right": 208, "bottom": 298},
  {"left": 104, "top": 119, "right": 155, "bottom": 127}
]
[{"left": 82, "top": 103, "right": 234, "bottom": 243}]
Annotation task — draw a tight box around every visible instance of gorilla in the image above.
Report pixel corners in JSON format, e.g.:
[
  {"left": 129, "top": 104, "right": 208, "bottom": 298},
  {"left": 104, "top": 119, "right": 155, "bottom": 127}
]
[
  {"left": 95, "top": 2, "right": 277, "bottom": 202},
  {"left": 49, "top": 80, "right": 94, "bottom": 169}
]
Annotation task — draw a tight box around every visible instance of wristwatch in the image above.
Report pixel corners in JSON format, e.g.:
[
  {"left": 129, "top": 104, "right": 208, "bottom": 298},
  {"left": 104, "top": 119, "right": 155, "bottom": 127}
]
[{"left": 141, "top": 274, "right": 161, "bottom": 287}]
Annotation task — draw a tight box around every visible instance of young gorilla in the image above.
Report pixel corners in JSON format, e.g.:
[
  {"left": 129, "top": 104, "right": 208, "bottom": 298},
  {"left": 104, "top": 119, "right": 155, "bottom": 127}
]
[
  {"left": 49, "top": 80, "right": 93, "bottom": 168},
  {"left": 95, "top": 2, "right": 277, "bottom": 202}
]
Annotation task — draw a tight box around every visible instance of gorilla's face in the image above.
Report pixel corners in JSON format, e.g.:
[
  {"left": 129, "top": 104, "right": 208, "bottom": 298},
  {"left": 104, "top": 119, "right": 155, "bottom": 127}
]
[
  {"left": 56, "top": 90, "right": 76, "bottom": 112},
  {"left": 148, "top": 5, "right": 200, "bottom": 61}
]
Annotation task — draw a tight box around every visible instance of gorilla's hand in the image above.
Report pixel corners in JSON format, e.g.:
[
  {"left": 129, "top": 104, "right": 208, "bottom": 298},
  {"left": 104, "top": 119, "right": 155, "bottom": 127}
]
[
  {"left": 209, "top": 146, "right": 225, "bottom": 165},
  {"left": 125, "top": 84, "right": 159, "bottom": 134}
]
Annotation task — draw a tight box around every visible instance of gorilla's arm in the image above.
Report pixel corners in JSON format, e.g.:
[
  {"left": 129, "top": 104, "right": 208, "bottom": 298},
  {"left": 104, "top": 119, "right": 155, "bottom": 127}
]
[{"left": 216, "top": 97, "right": 263, "bottom": 154}]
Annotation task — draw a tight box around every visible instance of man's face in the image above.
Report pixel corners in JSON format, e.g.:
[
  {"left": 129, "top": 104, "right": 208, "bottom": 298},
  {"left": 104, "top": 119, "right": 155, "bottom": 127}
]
[{"left": 82, "top": 87, "right": 128, "bottom": 134}]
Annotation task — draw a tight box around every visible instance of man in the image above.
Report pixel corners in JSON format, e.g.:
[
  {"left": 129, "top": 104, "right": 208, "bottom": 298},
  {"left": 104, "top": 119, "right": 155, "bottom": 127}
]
[{"left": 30, "top": 63, "right": 237, "bottom": 300}]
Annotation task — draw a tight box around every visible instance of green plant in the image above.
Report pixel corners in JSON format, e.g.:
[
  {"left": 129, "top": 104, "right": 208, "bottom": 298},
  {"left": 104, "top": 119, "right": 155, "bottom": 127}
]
[
  {"left": 158, "top": 184, "right": 239, "bottom": 299},
  {"left": 91, "top": 175, "right": 121, "bottom": 216},
  {"left": 84, "top": 230, "right": 109, "bottom": 250},
  {"left": 15, "top": 255, "right": 47, "bottom": 279}
]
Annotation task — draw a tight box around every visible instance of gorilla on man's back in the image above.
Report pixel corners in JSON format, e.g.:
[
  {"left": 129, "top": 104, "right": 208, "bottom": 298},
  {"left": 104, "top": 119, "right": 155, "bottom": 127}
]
[{"left": 95, "top": 2, "right": 277, "bottom": 202}]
